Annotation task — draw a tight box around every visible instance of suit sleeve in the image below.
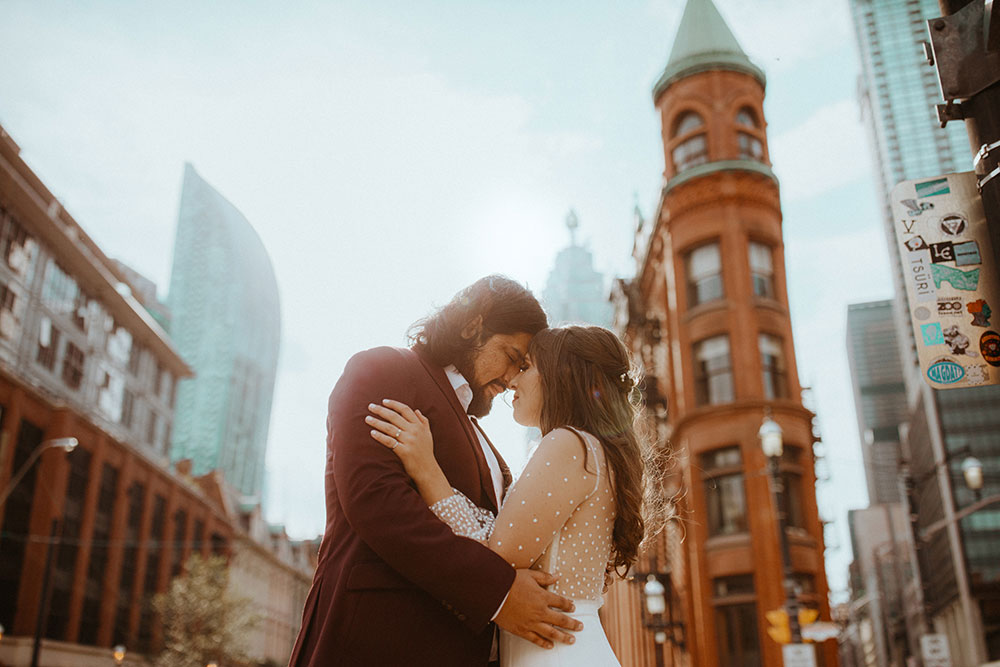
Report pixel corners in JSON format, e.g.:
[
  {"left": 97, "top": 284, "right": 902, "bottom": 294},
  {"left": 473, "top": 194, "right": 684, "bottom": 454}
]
[{"left": 329, "top": 348, "right": 515, "bottom": 632}]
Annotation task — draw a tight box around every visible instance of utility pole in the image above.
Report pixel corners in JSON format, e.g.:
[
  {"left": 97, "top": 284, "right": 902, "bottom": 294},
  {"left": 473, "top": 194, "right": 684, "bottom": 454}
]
[{"left": 930, "top": 0, "right": 1000, "bottom": 266}]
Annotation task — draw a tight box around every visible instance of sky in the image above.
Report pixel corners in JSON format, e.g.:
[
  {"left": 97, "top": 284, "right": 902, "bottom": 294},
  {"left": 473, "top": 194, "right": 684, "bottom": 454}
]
[{"left": 0, "top": 0, "right": 910, "bottom": 600}]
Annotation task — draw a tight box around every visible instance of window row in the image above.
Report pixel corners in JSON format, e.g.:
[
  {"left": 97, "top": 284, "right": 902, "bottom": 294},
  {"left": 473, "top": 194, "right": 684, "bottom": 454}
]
[
  {"left": 712, "top": 572, "right": 820, "bottom": 667},
  {"left": 0, "top": 419, "right": 224, "bottom": 652},
  {"left": 0, "top": 205, "right": 38, "bottom": 280},
  {"left": 694, "top": 333, "right": 788, "bottom": 405},
  {"left": 686, "top": 240, "right": 775, "bottom": 307},
  {"left": 703, "top": 446, "right": 805, "bottom": 537},
  {"left": 670, "top": 108, "right": 766, "bottom": 173}
]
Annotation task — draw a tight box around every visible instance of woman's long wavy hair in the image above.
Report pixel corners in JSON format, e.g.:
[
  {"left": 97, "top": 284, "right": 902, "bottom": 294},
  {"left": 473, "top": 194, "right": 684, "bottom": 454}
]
[{"left": 529, "top": 325, "right": 655, "bottom": 572}]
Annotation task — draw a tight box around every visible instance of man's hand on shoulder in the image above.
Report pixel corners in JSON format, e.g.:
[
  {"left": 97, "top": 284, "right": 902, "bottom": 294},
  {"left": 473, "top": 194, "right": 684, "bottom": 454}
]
[{"left": 494, "top": 569, "right": 582, "bottom": 649}]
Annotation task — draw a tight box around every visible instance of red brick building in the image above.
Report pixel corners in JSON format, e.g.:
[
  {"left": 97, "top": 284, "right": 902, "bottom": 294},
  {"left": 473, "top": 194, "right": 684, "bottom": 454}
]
[
  {"left": 603, "top": 1, "right": 836, "bottom": 665},
  {"left": 0, "top": 123, "right": 315, "bottom": 666}
]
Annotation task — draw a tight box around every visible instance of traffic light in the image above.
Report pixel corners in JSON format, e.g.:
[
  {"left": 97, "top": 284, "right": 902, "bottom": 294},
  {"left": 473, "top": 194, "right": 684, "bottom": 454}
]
[
  {"left": 765, "top": 607, "right": 822, "bottom": 643},
  {"left": 766, "top": 609, "right": 790, "bottom": 644}
]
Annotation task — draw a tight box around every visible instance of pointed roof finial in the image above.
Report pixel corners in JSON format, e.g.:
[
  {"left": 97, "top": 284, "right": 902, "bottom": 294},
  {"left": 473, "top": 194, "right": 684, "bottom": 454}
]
[
  {"left": 566, "top": 209, "right": 579, "bottom": 246},
  {"left": 653, "top": 0, "right": 765, "bottom": 101}
]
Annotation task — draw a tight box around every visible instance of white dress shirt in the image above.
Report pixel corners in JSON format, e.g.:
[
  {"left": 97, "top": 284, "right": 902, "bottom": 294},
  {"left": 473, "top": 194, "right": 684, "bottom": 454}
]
[
  {"left": 443, "top": 365, "right": 505, "bottom": 505},
  {"left": 442, "top": 365, "right": 509, "bottom": 641}
]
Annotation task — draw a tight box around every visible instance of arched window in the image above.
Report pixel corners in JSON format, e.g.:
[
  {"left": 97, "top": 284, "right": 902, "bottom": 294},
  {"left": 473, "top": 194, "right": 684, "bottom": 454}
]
[
  {"left": 674, "top": 111, "right": 704, "bottom": 137},
  {"left": 735, "top": 107, "right": 758, "bottom": 128},
  {"left": 735, "top": 107, "right": 764, "bottom": 162},
  {"left": 671, "top": 111, "right": 708, "bottom": 172},
  {"left": 738, "top": 132, "right": 764, "bottom": 162}
]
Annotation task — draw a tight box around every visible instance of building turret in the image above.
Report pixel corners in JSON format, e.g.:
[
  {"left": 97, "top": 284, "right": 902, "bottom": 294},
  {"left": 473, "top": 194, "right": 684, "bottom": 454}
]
[{"left": 603, "top": 1, "right": 837, "bottom": 665}]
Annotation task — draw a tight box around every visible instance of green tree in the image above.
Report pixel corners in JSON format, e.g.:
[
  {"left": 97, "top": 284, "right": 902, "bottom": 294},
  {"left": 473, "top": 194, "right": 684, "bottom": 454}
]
[{"left": 152, "top": 554, "right": 257, "bottom": 667}]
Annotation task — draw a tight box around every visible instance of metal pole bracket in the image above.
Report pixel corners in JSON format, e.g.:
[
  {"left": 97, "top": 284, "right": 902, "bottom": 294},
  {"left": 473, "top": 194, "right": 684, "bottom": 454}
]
[{"left": 928, "top": 1, "right": 1000, "bottom": 100}]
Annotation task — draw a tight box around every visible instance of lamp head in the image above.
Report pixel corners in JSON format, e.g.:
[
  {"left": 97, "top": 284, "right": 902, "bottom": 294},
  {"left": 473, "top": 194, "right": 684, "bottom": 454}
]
[
  {"left": 112, "top": 644, "right": 126, "bottom": 664},
  {"left": 46, "top": 437, "right": 78, "bottom": 453},
  {"left": 644, "top": 574, "right": 667, "bottom": 615},
  {"left": 758, "top": 416, "right": 783, "bottom": 458},
  {"left": 961, "top": 456, "right": 984, "bottom": 491}
]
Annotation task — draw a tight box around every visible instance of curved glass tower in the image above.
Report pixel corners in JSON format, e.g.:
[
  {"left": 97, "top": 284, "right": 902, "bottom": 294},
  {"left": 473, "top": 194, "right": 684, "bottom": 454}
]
[{"left": 167, "top": 164, "right": 280, "bottom": 499}]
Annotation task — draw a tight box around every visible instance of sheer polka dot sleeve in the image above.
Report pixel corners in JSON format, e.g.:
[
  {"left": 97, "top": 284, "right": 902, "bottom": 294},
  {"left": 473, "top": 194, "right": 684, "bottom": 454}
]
[
  {"left": 486, "top": 428, "right": 602, "bottom": 570},
  {"left": 429, "top": 489, "right": 496, "bottom": 544}
]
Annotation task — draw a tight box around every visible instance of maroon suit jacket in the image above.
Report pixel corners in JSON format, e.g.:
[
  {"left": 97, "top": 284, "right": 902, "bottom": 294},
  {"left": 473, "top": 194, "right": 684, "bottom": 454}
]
[{"left": 288, "top": 347, "right": 515, "bottom": 667}]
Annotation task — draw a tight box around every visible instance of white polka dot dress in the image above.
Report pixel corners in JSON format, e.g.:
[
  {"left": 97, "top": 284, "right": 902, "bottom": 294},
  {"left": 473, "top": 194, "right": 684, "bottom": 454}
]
[{"left": 430, "top": 427, "right": 616, "bottom": 603}]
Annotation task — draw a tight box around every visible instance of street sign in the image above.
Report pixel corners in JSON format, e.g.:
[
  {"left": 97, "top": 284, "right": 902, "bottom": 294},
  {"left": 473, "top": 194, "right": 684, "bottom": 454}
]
[
  {"left": 782, "top": 644, "right": 817, "bottom": 667},
  {"left": 891, "top": 171, "right": 1000, "bottom": 389},
  {"left": 801, "top": 621, "right": 840, "bottom": 641},
  {"left": 921, "top": 634, "right": 952, "bottom": 667}
]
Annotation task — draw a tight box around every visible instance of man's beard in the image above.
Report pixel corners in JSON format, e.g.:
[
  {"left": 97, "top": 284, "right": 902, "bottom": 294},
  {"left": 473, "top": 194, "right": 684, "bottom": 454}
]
[{"left": 455, "top": 348, "right": 496, "bottom": 418}]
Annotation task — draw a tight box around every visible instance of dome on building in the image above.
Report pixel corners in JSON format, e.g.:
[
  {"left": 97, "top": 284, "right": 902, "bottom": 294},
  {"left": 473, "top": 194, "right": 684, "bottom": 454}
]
[{"left": 653, "top": 0, "right": 765, "bottom": 100}]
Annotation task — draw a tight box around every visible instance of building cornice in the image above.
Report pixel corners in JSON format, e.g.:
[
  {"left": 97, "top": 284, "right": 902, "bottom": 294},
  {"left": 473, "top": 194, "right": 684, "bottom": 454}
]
[
  {"left": 634, "top": 161, "right": 779, "bottom": 287},
  {"left": 653, "top": 56, "right": 767, "bottom": 102},
  {"left": 0, "top": 123, "right": 192, "bottom": 378},
  {"left": 663, "top": 159, "right": 778, "bottom": 195}
]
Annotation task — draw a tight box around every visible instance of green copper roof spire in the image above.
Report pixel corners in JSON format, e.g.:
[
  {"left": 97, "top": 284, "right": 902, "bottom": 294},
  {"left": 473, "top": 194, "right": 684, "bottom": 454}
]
[{"left": 653, "top": 0, "right": 765, "bottom": 101}]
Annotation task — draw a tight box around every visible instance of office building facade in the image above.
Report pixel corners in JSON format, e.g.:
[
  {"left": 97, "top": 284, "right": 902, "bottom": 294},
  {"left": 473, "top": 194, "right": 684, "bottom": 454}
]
[
  {"left": 0, "top": 125, "right": 312, "bottom": 667},
  {"left": 167, "top": 164, "right": 281, "bottom": 500},
  {"left": 849, "top": 0, "right": 1000, "bottom": 660}
]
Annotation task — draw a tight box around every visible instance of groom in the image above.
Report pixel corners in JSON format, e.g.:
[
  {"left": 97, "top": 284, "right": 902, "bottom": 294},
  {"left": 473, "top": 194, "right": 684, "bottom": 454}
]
[{"left": 289, "top": 276, "right": 582, "bottom": 667}]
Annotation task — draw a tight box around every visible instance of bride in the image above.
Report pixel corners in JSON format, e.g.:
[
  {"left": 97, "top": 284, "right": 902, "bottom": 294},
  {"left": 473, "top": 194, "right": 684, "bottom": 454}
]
[{"left": 367, "top": 325, "right": 655, "bottom": 666}]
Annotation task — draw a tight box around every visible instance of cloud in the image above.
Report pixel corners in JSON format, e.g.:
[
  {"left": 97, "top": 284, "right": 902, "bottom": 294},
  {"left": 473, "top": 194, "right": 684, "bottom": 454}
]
[
  {"left": 645, "top": 0, "right": 855, "bottom": 72},
  {"left": 770, "top": 99, "right": 872, "bottom": 202}
]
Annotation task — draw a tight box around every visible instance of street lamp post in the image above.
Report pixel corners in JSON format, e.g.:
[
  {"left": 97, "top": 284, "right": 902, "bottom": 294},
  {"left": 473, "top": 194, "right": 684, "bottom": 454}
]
[
  {"left": 902, "top": 450, "right": 1000, "bottom": 654},
  {"left": 759, "top": 414, "right": 802, "bottom": 645},
  {"left": 631, "top": 555, "right": 685, "bottom": 667},
  {"left": 644, "top": 575, "right": 667, "bottom": 667},
  {"left": 0, "top": 437, "right": 79, "bottom": 667},
  {"left": 0, "top": 437, "right": 78, "bottom": 509}
]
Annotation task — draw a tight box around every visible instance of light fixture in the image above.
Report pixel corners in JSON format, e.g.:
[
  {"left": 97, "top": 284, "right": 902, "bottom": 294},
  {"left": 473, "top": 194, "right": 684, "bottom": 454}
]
[
  {"left": 48, "top": 437, "right": 78, "bottom": 452},
  {"left": 961, "top": 456, "right": 984, "bottom": 491},
  {"left": 643, "top": 575, "right": 667, "bottom": 616},
  {"left": 113, "top": 644, "right": 126, "bottom": 665},
  {"left": 759, "top": 415, "right": 783, "bottom": 458},
  {"left": 0, "top": 437, "right": 79, "bottom": 509}
]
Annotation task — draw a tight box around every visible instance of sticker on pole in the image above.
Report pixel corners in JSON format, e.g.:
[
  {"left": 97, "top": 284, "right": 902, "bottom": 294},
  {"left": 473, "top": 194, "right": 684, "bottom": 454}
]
[{"left": 892, "top": 172, "right": 1000, "bottom": 389}]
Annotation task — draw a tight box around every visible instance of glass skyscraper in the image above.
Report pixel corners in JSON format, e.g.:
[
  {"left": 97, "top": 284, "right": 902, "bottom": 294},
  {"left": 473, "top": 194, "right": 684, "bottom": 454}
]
[
  {"left": 167, "top": 164, "right": 281, "bottom": 500},
  {"left": 850, "top": 0, "right": 1000, "bottom": 660},
  {"left": 846, "top": 300, "right": 907, "bottom": 506},
  {"left": 542, "top": 210, "right": 612, "bottom": 328}
]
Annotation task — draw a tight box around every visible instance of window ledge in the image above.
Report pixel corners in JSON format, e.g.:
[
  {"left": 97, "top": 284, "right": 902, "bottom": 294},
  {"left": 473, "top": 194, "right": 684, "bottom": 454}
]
[
  {"left": 684, "top": 298, "right": 729, "bottom": 322},
  {"left": 705, "top": 533, "right": 752, "bottom": 551},
  {"left": 787, "top": 528, "right": 815, "bottom": 546},
  {"left": 753, "top": 297, "right": 787, "bottom": 314}
]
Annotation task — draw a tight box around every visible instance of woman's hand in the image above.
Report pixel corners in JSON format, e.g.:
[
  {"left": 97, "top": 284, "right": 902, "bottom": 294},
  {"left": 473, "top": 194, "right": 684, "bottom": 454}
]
[{"left": 367, "top": 399, "right": 452, "bottom": 505}]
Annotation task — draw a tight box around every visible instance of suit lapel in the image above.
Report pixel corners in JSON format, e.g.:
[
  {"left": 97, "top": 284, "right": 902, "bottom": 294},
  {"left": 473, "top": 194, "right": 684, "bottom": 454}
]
[
  {"left": 412, "top": 350, "right": 499, "bottom": 514},
  {"left": 470, "top": 417, "right": 512, "bottom": 501}
]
